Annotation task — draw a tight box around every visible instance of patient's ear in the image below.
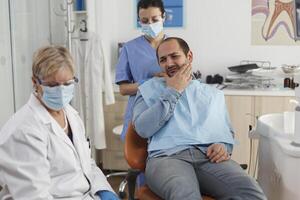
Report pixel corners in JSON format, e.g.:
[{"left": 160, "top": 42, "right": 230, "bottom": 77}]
[{"left": 187, "top": 50, "right": 193, "bottom": 63}]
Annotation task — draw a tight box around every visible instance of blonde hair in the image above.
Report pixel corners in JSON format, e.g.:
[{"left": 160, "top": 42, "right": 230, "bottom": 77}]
[{"left": 32, "top": 45, "right": 75, "bottom": 80}]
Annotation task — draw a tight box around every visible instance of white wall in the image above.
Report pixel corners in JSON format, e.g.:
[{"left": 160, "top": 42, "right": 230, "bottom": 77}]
[{"left": 98, "top": 0, "right": 300, "bottom": 79}]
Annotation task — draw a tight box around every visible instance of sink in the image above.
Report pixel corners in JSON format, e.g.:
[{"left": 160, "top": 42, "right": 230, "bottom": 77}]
[
  {"left": 255, "top": 112, "right": 294, "bottom": 138},
  {"left": 255, "top": 112, "right": 300, "bottom": 200}
]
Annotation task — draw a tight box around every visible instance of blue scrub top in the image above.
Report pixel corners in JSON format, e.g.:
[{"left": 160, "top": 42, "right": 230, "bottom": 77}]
[{"left": 115, "top": 35, "right": 162, "bottom": 140}]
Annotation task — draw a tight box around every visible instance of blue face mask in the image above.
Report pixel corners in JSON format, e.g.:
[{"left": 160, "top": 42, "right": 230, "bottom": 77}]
[
  {"left": 141, "top": 21, "right": 163, "bottom": 38},
  {"left": 41, "top": 84, "right": 74, "bottom": 111}
]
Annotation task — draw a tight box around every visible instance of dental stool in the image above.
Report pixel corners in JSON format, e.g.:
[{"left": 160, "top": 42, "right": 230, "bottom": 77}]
[
  {"left": 124, "top": 123, "right": 215, "bottom": 200},
  {"left": 105, "top": 124, "right": 128, "bottom": 198}
]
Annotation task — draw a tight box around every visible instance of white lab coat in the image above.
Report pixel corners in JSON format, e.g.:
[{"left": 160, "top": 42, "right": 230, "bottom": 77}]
[
  {"left": 0, "top": 94, "right": 114, "bottom": 200},
  {"left": 72, "top": 32, "right": 115, "bottom": 149}
]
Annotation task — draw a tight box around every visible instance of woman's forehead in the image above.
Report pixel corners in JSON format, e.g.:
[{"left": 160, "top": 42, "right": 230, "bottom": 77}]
[
  {"left": 139, "top": 7, "right": 162, "bottom": 18},
  {"left": 43, "top": 67, "right": 73, "bottom": 82}
]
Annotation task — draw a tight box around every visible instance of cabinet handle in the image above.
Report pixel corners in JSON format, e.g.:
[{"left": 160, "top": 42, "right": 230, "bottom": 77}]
[{"left": 249, "top": 125, "right": 253, "bottom": 131}]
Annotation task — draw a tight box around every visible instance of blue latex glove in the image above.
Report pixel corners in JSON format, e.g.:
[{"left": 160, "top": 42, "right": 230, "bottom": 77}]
[{"left": 97, "top": 190, "right": 119, "bottom": 200}]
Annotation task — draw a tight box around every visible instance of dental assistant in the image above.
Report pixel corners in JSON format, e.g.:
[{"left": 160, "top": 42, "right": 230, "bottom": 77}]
[
  {"left": 115, "top": 0, "right": 166, "bottom": 140},
  {"left": 0, "top": 46, "right": 119, "bottom": 200}
]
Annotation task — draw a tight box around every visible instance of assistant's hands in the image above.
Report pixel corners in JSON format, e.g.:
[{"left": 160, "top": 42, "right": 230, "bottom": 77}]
[
  {"left": 207, "top": 143, "right": 230, "bottom": 163},
  {"left": 165, "top": 63, "right": 192, "bottom": 93}
]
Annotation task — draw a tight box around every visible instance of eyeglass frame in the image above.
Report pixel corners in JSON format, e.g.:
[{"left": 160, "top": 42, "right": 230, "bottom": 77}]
[{"left": 36, "top": 76, "right": 79, "bottom": 88}]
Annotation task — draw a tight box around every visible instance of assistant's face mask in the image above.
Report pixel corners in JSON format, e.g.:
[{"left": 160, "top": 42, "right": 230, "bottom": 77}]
[
  {"left": 141, "top": 21, "right": 163, "bottom": 38},
  {"left": 41, "top": 84, "right": 74, "bottom": 111}
]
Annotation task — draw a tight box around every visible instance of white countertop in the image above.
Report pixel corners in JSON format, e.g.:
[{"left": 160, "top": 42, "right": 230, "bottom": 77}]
[
  {"left": 223, "top": 88, "right": 295, "bottom": 97},
  {"left": 114, "top": 85, "right": 295, "bottom": 97}
]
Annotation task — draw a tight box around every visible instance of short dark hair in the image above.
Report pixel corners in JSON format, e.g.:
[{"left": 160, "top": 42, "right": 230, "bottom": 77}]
[
  {"left": 156, "top": 37, "right": 191, "bottom": 60},
  {"left": 137, "top": 0, "right": 165, "bottom": 18}
]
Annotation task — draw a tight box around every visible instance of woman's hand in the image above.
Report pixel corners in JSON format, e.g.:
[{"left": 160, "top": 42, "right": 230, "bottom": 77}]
[{"left": 207, "top": 143, "right": 230, "bottom": 163}]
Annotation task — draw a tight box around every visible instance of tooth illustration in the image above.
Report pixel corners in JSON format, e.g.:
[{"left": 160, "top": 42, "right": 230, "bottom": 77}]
[{"left": 261, "top": 0, "right": 295, "bottom": 40}]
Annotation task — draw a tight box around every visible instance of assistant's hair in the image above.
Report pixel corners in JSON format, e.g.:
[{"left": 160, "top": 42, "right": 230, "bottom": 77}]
[
  {"left": 32, "top": 45, "right": 75, "bottom": 80},
  {"left": 137, "top": 0, "right": 165, "bottom": 17},
  {"left": 156, "top": 37, "right": 191, "bottom": 59}
]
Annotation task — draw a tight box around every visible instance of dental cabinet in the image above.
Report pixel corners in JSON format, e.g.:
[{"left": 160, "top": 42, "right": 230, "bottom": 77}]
[
  {"left": 101, "top": 90, "right": 295, "bottom": 173},
  {"left": 102, "top": 93, "right": 130, "bottom": 170}
]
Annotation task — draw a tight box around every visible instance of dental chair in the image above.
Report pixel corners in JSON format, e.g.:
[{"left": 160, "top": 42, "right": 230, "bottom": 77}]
[{"left": 124, "top": 123, "right": 215, "bottom": 200}]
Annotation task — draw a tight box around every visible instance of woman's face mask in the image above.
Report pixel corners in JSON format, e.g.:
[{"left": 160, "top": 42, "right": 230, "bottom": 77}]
[
  {"left": 41, "top": 84, "right": 74, "bottom": 111},
  {"left": 141, "top": 21, "right": 163, "bottom": 38},
  {"left": 35, "top": 67, "right": 77, "bottom": 111}
]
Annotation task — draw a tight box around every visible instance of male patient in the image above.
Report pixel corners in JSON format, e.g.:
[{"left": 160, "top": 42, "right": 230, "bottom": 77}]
[{"left": 132, "top": 37, "right": 266, "bottom": 200}]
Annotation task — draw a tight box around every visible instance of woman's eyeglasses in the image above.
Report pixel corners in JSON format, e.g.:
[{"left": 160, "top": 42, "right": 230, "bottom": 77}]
[{"left": 37, "top": 77, "right": 79, "bottom": 88}]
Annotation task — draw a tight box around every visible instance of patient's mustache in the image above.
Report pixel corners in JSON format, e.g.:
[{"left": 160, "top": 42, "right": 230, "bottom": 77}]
[{"left": 166, "top": 65, "right": 180, "bottom": 77}]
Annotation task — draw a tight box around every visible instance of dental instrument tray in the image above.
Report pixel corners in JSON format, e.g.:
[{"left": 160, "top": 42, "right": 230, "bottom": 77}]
[{"left": 228, "top": 63, "right": 259, "bottom": 73}]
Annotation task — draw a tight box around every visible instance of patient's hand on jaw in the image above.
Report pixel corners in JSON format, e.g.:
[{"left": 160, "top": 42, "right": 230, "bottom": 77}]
[
  {"left": 207, "top": 143, "right": 230, "bottom": 163},
  {"left": 165, "top": 63, "right": 192, "bottom": 93}
]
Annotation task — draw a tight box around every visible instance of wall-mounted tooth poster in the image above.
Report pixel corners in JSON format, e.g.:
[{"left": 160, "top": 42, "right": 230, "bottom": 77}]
[{"left": 252, "top": 0, "right": 300, "bottom": 45}]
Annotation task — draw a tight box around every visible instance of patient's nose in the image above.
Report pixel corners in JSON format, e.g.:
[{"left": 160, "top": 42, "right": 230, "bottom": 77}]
[{"left": 166, "top": 56, "right": 174, "bottom": 66}]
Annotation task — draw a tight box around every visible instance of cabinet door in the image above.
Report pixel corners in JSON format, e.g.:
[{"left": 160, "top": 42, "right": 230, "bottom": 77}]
[
  {"left": 225, "top": 96, "right": 255, "bottom": 166},
  {"left": 255, "top": 96, "right": 295, "bottom": 116},
  {"left": 0, "top": 0, "right": 15, "bottom": 128},
  {"left": 10, "top": 0, "right": 50, "bottom": 109},
  {"left": 102, "top": 93, "right": 129, "bottom": 170}
]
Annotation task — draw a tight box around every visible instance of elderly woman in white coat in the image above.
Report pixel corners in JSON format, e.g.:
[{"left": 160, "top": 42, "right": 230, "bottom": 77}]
[{"left": 0, "top": 46, "right": 119, "bottom": 200}]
